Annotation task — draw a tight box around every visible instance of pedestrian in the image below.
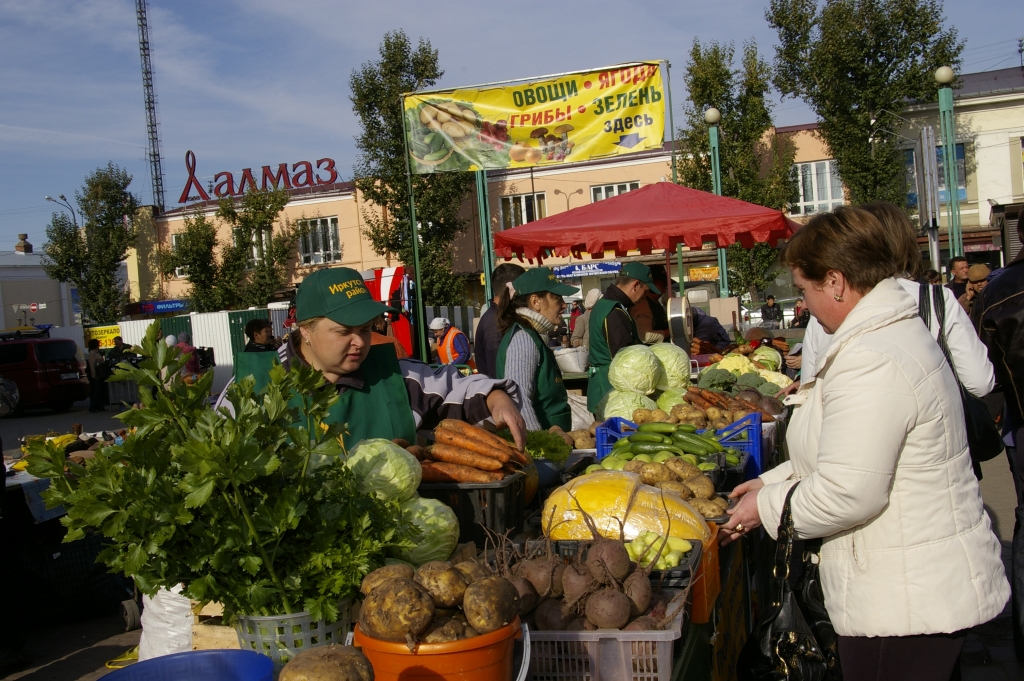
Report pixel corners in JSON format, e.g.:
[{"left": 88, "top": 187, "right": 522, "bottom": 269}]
[
  {"left": 758, "top": 294, "right": 784, "bottom": 328},
  {"left": 244, "top": 319, "right": 277, "bottom": 352},
  {"left": 958, "top": 263, "right": 991, "bottom": 325},
  {"left": 176, "top": 332, "right": 200, "bottom": 375},
  {"left": 587, "top": 262, "right": 661, "bottom": 413},
  {"left": 430, "top": 317, "right": 470, "bottom": 365},
  {"left": 370, "top": 314, "right": 408, "bottom": 359},
  {"left": 494, "top": 267, "right": 578, "bottom": 431},
  {"left": 946, "top": 255, "right": 969, "bottom": 299},
  {"left": 692, "top": 306, "right": 731, "bottom": 350},
  {"left": 106, "top": 335, "right": 134, "bottom": 364},
  {"left": 631, "top": 264, "right": 671, "bottom": 343},
  {"left": 548, "top": 315, "right": 568, "bottom": 348},
  {"left": 87, "top": 339, "right": 107, "bottom": 412},
  {"left": 474, "top": 263, "right": 525, "bottom": 378},
  {"left": 283, "top": 304, "right": 297, "bottom": 329},
  {"left": 570, "top": 288, "right": 602, "bottom": 349},
  {"left": 977, "top": 229, "right": 1024, "bottom": 662},
  {"left": 790, "top": 297, "right": 811, "bottom": 328},
  {"left": 725, "top": 206, "right": 1009, "bottom": 681},
  {"left": 920, "top": 268, "right": 942, "bottom": 285}
]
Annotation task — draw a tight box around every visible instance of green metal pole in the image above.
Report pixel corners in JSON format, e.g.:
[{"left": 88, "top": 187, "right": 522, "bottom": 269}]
[
  {"left": 664, "top": 61, "right": 677, "bottom": 185},
  {"left": 708, "top": 123, "right": 729, "bottom": 295},
  {"left": 399, "top": 97, "right": 429, "bottom": 361},
  {"left": 718, "top": 247, "right": 730, "bottom": 298},
  {"left": 938, "top": 86, "right": 962, "bottom": 258},
  {"left": 676, "top": 243, "right": 684, "bottom": 293},
  {"left": 475, "top": 170, "right": 493, "bottom": 302}
]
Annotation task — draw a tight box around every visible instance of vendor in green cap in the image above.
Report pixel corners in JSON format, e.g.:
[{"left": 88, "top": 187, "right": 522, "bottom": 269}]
[
  {"left": 587, "top": 262, "right": 661, "bottom": 413},
  {"left": 218, "top": 268, "right": 527, "bottom": 449},
  {"left": 494, "top": 267, "right": 579, "bottom": 432}
]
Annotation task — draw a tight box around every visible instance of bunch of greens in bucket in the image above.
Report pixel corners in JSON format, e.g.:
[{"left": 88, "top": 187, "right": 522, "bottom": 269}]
[{"left": 27, "top": 322, "right": 414, "bottom": 622}]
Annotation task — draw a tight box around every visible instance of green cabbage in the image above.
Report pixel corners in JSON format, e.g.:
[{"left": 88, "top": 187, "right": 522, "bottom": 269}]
[
  {"left": 756, "top": 369, "right": 793, "bottom": 389},
  {"left": 752, "top": 346, "right": 782, "bottom": 372},
  {"left": 717, "top": 353, "right": 756, "bottom": 376},
  {"left": 345, "top": 438, "right": 422, "bottom": 502},
  {"left": 656, "top": 388, "right": 689, "bottom": 412},
  {"left": 650, "top": 343, "right": 691, "bottom": 390},
  {"left": 390, "top": 497, "right": 460, "bottom": 567},
  {"left": 603, "top": 390, "right": 658, "bottom": 421},
  {"left": 608, "top": 345, "right": 664, "bottom": 395}
]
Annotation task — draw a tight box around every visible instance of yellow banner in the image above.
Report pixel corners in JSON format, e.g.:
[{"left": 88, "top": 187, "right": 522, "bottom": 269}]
[
  {"left": 404, "top": 62, "right": 664, "bottom": 173},
  {"left": 84, "top": 324, "right": 121, "bottom": 349},
  {"left": 689, "top": 266, "right": 720, "bottom": 282}
]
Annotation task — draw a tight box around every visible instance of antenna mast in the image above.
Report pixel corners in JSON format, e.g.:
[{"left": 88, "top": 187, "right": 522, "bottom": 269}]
[{"left": 136, "top": 0, "right": 165, "bottom": 211}]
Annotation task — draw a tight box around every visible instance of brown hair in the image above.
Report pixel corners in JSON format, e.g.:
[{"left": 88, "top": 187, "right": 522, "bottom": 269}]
[
  {"left": 782, "top": 206, "right": 896, "bottom": 293},
  {"left": 495, "top": 286, "right": 557, "bottom": 336},
  {"left": 859, "top": 201, "right": 922, "bottom": 279}
]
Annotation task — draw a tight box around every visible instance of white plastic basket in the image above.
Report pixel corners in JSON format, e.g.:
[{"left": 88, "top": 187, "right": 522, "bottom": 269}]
[
  {"left": 528, "top": 589, "right": 687, "bottom": 681},
  {"left": 554, "top": 347, "right": 589, "bottom": 373},
  {"left": 235, "top": 602, "right": 351, "bottom": 670}
]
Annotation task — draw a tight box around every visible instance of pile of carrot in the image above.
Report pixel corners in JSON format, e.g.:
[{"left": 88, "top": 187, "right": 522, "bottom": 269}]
[{"left": 420, "top": 420, "right": 530, "bottom": 484}]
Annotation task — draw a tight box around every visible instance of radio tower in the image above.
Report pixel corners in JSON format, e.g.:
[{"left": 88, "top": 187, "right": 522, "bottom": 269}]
[{"left": 136, "top": 0, "right": 165, "bottom": 211}]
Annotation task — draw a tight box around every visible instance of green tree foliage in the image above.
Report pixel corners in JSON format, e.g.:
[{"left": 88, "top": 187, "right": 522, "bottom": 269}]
[
  {"left": 727, "top": 241, "right": 779, "bottom": 299},
  {"left": 42, "top": 163, "right": 139, "bottom": 323},
  {"left": 767, "top": 0, "right": 963, "bottom": 204},
  {"left": 675, "top": 40, "right": 796, "bottom": 211},
  {"left": 160, "top": 211, "right": 223, "bottom": 312},
  {"left": 350, "top": 30, "right": 474, "bottom": 306}
]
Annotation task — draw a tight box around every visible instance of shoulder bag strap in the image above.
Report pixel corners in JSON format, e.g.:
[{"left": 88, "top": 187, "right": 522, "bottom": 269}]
[
  {"left": 772, "top": 483, "right": 800, "bottom": 606},
  {"left": 931, "top": 285, "right": 960, "bottom": 381},
  {"left": 918, "top": 282, "right": 932, "bottom": 331}
]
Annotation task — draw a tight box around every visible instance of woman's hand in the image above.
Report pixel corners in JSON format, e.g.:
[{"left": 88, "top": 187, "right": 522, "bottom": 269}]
[
  {"left": 486, "top": 390, "right": 527, "bottom": 449},
  {"left": 785, "top": 354, "right": 802, "bottom": 370},
  {"left": 776, "top": 380, "right": 801, "bottom": 398},
  {"left": 720, "top": 479, "right": 765, "bottom": 546}
]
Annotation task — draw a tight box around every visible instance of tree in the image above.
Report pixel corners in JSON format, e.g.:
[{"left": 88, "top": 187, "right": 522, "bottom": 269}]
[
  {"left": 160, "top": 211, "right": 223, "bottom": 312},
  {"left": 726, "top": 241, "right": 779, "bottom": 300},
  {"left": 767, "top": 0, "right": 963, "bottom": 205},
  {"left": 42, "top": 163, "right": 139, "bottom": 323},
  {"left": 675, "top": 39, "right": 796, "bottom": 211},
  {"left": 350, "top": 30, "right": 474, "bottom": 306}
]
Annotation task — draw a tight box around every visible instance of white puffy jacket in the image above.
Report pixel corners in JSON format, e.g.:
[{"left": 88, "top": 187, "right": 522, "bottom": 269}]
[{"left": 757, "top": 278, "right": 1008, "bottom": 637}]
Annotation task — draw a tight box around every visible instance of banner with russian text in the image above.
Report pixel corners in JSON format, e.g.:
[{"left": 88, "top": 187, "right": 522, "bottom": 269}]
[{"left": 403, "top": 62, "right": 664, "bottom": 174}]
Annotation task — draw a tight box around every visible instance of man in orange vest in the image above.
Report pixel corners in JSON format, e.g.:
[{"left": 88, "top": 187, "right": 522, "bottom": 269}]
[{"left": 429, "top": 317, "right": 470, "bottom": 365}]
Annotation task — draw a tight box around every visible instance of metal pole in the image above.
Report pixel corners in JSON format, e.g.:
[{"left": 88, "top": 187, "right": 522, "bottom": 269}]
[
  {"left": 938, "top": 85, "right": 962, "bottom": 258},
  {"left": 676, "top": 243, "right": 684, "bottom": 294},
  {"left": 476, "top": 170, "right": 493, "bottom": 302},
  {"left": 399, "top": 97, "right": 430, "bottom": 361},
  {"left": 718, "top": 247, "right": 730, "bottom": 298},
  {"left": 664, "top": 61, "right": 677, "bottom": 185},
  {"left": 708, "top": 123, "right": 729, "bottom": 295}
]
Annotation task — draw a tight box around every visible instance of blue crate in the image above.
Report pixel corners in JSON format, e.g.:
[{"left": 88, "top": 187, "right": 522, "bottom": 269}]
[
  {"left": 595, "top": 416, "right": 639, "bottom": 460},
  {"left": 701, "top": 412, "right": 763, "bottom": 479}
]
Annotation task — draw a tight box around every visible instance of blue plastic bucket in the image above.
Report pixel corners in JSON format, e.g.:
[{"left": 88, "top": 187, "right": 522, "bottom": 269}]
[{"left": 105, "top": 650, "right": 273, "bottom": 681}]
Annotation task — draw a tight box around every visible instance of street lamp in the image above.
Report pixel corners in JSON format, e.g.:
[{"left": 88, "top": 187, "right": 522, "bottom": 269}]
[
  {"left": 553, "top": 188, "right": 583, "bottom": 211},
  {"left": 935, "top": 66, "right": 962, "bottom": 258},
  {"left": 45, "top": 194, "right": 78, "bottom": 227},
  {"left": 704, "top": 107, "right": 729, "bottom": 296}
]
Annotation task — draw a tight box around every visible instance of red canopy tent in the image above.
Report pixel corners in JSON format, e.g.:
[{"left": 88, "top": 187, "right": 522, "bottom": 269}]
[{"left": 493, "top": 182, "right": 799, "bottom": 260}]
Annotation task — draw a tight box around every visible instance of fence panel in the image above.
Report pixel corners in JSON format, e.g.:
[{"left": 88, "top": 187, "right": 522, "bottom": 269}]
[
  {"left": 189, "top": 311, "right": 234, "bottom": 395},
  {"left": 424, "top": 306, "right": 477, "bottom": 342}
]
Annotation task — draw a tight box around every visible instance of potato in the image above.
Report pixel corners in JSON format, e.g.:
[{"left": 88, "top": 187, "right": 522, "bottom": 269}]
[
  {"left": 685, "top": 474, "right": 715, "bottom": 500},
  {"left": 623, "top": 460, "right": 646, "bottom": 474},
  {"left": 441, "top": 121, "right": 466, "bottom": 138},
  {"left": 415, "top": 561, "right": 468, "bottom": 608},
  {"left": 419, "top": 106, "right": 437, "bottom": 124},
  {"left": 589, "top": 421, "right": 600, "bottom": 435},
  {"left": 358, "top": 578, "right": 435, "bottom": 642},
  {"left": 454, "top": 561, "right": 492, "bottom": 585},
  {"left": 639, "top": 462, "right": 677, "bottom": 486},
  {"left": 421, "top": 617, "right": 465, "bottom": 643},
  {"left": 463, "top": 576, "right": 521, "bottom": 634},
  {"left": 689, "top": 498, "right": 724, "bottom": 518},
  {"left": 279, "top": 645, "right": 373, "bottom": 681},
  {"left": 649, "top": 409, "right": 669, "bottom": 423},
  {"left": 664, "top": 458, "right": 700, "bottom": 481},
  {"left": 655, "top": 480, "right": 694, "bottom": 500},
  {"left": 710, "top": 496, "right": 730, "bottom": 511},
  {"left": 705, "top": 407, "right": 722, "bottom": 420},
  {"left": 361, "top": 564, "right": 415, "bottom": 597},
  {"left": 632, "top": 409, "right": 651, "bottom": 424}
]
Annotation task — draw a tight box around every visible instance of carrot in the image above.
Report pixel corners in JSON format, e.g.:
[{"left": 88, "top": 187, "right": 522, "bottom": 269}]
[
  {"left": 421, "top": 462, "right": 504, "bottom": 483},
  {"left": 427, "top": 444, "right": 504, "bottom": 471},
  {"left": 406, "top": 445, "right": 425, "bottom": 460},
  {"left": 698, "top": 389, "right": 732, "bottom": 409},
  {"left": 437, "top": 419, "right": 528, "bottom": 465},
  {"left": 732, "top": 397, "right": 776, "bottom": 422},
  {"left": 434, "top": 429, "right": 511, "bottom": 463},
  {"left": 683, "top": 393, "right": 713, "bottom": 410},
  {"left": 391, "top": 438, "right": 412, "bottom": 449}
]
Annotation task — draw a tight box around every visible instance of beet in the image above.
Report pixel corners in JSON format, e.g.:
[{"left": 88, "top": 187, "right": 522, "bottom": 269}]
[
  {"left": 565, "top": 617, "right": 597, "bottom": 631},
  {"left": 584, "top": 589, "right": 631, "bottom": 629},
  {"left": 561, "top": 564, "right": 596, "bottom": 605},
  {"left": 623, "top": 615, "right": 659, "bottom": 631},
  {"left": 587, "top": 540, "right": 631, "bottom": 584},
  {"left": 511, "top": 576, "right": 539, "bottom": 615},
  {"left": 534, "top": 598, "right": 575, "bottom": 631},
  {"left": 517, "top": 556, "right": 566, "bottom": 598}
]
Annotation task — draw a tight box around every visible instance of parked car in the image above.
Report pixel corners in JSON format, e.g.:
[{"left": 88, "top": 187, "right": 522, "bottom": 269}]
[{"left": 0, "top": 338, "right": 88, "bottom": 412}]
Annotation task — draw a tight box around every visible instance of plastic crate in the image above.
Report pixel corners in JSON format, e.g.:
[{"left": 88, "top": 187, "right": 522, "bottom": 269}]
[
  {"left": 701, "top": 412, "right": 763, "bottom": 479},
  {"left": 236, "top": 604, "right": 351, "bottom": 671},
  {"left": 522, "top": 540, "right": 703, "bottom": 589},
  {"left": 690, "top": 525, "right": 721, "bottom": 624},
  {"left": 529, "top": 588, "right": 688, "bottom": 681},
  {"left": 418, "top": 472, "right": 526, "bottom": 547},
  {"left": 595, "top": 417, "right": 638, "bottom": 460},
  {"left": 723, "top": 451, "right": 751, "bottom": 492}
]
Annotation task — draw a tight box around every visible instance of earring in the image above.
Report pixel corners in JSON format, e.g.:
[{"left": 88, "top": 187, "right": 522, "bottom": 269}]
[
  {"left": 305, "top": 339, "right": 311, "bottom": 346},
  {"left": 834, "top": 294, "right": 843, "bottom": 302}
]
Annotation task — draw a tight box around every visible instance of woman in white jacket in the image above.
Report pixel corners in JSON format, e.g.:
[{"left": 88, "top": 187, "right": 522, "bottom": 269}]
[{"left": 724, "top": 207, "right": 1008, "bottom": 681}]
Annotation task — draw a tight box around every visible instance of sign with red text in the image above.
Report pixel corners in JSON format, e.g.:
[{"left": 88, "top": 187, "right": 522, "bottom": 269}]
[{"left": 177, "top": 150, "right": 339, "bottom": 203}]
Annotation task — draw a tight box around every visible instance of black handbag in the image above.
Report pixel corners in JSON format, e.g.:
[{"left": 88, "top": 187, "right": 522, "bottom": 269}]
[
  {"left": 918, "top": 284, "right": 1004, "bottom": 473},
  {"left": 738, "top": 484, "right": 842, "bottom": 681}
]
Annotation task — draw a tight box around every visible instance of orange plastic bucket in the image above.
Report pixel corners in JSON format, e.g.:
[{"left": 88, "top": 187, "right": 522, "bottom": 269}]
[
  {"left": 354, "top": 617, "right": 521, "bottom": 681},
  {"left": 690, "top": 523, "right": 721, "bottom": 624}
]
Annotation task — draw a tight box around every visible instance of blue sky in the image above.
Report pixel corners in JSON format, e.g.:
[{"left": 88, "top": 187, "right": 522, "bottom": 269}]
[{"left": 0, "top": 0, "right": 1020, "bottom": 249}]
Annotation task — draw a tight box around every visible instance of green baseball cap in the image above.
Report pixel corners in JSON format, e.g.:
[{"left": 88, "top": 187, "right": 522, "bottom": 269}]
[
  {"left": 512, "top": 267, "right": 579, "bottom": 297},
  {"left": 295, "top": 268, "right": 396, "bottom": 327},
  {"left": 619, "top": 262, "right": 661, "bottom": 295}
]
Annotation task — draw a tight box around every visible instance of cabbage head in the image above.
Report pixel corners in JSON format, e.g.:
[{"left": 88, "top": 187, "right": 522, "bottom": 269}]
[
  {"left": 752, "top": 346, "right": 782, "bottom": 372},
  {"left": 756, "top": 369, "right": 793, "bottom": 389},
  {"left": 608, "top": 345, "right": 664, "bottom": 395},
  {"left": 656, "top": 388, "right": 688, "bottom": 412},
  {"left": 718, "top": 353, "right": 756, "bottom": 377},
  {"left": 603, "top": 390, "right": 657, "bottom": 421},
  {"left": 650, "top": 343, "right": 691, "bottom": 389},
  {"left": 390, "top": 497, "right": 460, "bottom": 567},
  {"left": 345, "top": 438, "right": 422, "bottom": 502}
]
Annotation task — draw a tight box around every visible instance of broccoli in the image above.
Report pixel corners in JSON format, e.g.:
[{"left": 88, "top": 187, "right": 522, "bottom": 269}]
[
  {"left": 757, "top": 382, "right": 781, "bottom": 396},
  {"left": 697, "top": 367, "right": 736, "bottom": 391},
  {"left": 735, "top": 372, "right": 766, "bottom": 388}
]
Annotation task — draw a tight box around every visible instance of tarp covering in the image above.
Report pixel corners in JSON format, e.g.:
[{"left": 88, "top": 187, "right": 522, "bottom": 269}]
[{"left": 493, "top": 182, "right": 798, "bottom": 260}]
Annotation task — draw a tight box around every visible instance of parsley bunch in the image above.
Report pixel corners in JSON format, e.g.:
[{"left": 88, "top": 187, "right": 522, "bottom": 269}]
[{"left": 28, "top": 322, "right": 412, "bottom": 621}]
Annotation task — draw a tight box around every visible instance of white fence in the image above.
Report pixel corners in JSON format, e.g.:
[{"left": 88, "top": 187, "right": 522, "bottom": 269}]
[
  {"left": 190, "top": 311, "right": 234, "bottom": 394},
  {"left": 424, "top": 306, "right": 478, "bottom": 342}
]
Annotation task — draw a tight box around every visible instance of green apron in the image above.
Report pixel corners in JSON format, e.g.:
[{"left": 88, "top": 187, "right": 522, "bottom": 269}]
[
  {"left": 233, "top": 344, "right": 417, "bottom": 449},
  {"left": 495, "top": 322, "right": 572, "bottom": 431},
  {"left": 587, "top": 298, "right": 638, "bottom": 412}
]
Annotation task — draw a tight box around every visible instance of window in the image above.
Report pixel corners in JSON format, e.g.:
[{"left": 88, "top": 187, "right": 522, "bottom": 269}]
[
  {"left": 790, "top": 160, "right": 844, "bottom": 215},
  {"left": 233, "top": 227, "right": 273, "bottom": 266},
  {"left": 36, "top": 341, "right": 78, "bottom": 363},
  {"left": 0, "top": 344, "right": 28, "bottom": 365},
  {"left": 501, "top": 193, "right": 546, "bottom": 230},
  {"left": 591, "top": 182, "right": 640, "bottom": 202},
  {"left": 903, "top": 143, "right": 967, "bottom": 208},
  {"left": 170, "top": 234, "right": 187, "bottom": 278},
  {"left": 298, "top": 217, "right": 342, "bottom": 265}
]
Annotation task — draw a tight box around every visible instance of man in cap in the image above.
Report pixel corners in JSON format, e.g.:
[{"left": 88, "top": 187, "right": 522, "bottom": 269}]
[
  {"left": 958, "top": 263, "right": 991, "bottom": 327},
  {"left": 587, "top": 262, "right": 661, "bottom": 412},
  {"left": 631, "top": 264, "right": 671, "bottom": 343},
  {"left": 430, "top": 317, "right": 470, "bottom": 365}
]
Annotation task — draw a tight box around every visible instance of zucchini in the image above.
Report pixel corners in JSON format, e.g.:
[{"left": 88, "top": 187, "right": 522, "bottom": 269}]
[
  {"left": 638, "top": 423, "right": 678, "bottom": 434},
  {"left": 627, "top": 433, "right": 670, "bottom": 444},
  {"left": 692, "top": 434, "right": 724, "bottom": 452},
  {"left": 629, "top": 442, "right": 685, "bottom": 456}
]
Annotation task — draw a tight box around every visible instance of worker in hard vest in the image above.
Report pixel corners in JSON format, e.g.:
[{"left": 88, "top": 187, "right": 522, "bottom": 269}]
[
  {"left": 587, "top": 262, "right": 662, "bottom": 413},
  {"left": 494, "top": 267, "right": 579, "bottom": 431},
  {"left": 430, "top": 317, "right": 470, "bottom": 365}
]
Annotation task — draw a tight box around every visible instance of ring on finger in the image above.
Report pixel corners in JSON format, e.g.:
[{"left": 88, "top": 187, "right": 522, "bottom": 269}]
[{"left": 735, "top": 523, "right": 744, "bottom": 532}]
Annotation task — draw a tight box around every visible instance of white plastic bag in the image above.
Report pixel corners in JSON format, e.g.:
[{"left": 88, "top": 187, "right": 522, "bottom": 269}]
[{"left": 138, "top": 585, "right": 193, "bottom": 660}]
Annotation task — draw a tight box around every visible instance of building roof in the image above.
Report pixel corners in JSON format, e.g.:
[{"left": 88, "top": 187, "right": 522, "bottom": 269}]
[
  {"left": 955, "top": 66, "right": 1024, "bottom": 98},
  {"left": 0, "top": 251, "right": 43, "bottom": 267},
  {"left": 775, "top": 122, "right": 820, "bottom": 134}
]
